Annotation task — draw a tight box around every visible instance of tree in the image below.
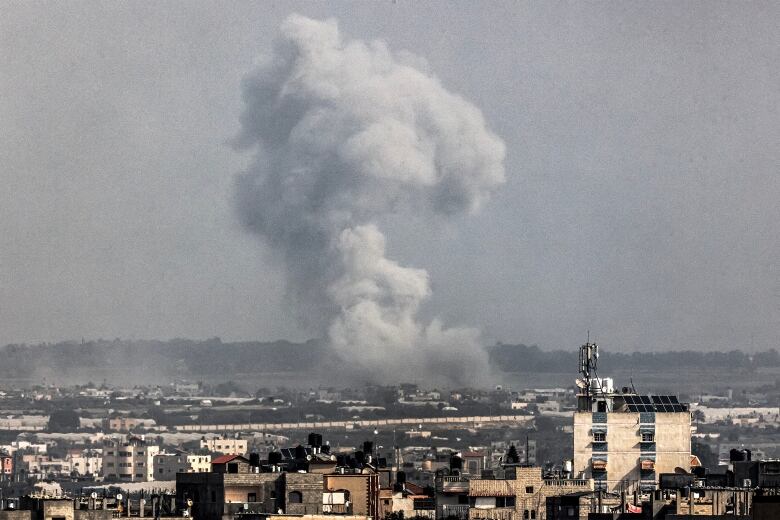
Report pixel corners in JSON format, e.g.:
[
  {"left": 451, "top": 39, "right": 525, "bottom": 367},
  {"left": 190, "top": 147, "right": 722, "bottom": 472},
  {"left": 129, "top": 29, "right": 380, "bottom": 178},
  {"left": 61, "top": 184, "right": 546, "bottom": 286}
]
[
  {"left": 506, "top": 444, "right": 520, "bottom": 464},
  {"left": 48, "top": 409, "right": 80, "bottom": 432},
  {"left": 692, "top": 440, "right": 719, "bottom": 471}
]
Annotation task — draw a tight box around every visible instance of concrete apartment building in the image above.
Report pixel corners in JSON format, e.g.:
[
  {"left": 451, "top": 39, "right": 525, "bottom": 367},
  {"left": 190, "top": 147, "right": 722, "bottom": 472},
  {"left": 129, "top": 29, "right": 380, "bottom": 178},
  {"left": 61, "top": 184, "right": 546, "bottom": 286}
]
[
  {"left": 68, "top": 448, "right": 102, "bottom": 477},
  {"left": 102, "top": 436, "right": 160, "bottom": 482},
  {"left": 200, "top": 437, "right": 248, "bottom": 455},
  {"left": 155, "top": 452, "right": 212, "bottom": 478},
  {"left": 572, "top": 341, "right": 691, "bottom": 493},
  {"left": 468, "top": 467, "right": 592, "bottom": 520},
  {"left": 324, "top": 472, "right": 380, "bottom": 519},
  {"left": 176, "top": 455, "right": 325, "bottom": 520}
]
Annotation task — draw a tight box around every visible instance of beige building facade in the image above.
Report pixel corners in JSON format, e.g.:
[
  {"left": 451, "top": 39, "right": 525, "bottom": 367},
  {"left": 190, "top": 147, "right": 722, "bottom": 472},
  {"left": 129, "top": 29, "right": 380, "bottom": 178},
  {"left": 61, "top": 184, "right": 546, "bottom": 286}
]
[
  {"left": 200, "top": 437, "right": 248, "bottom": 455},
  {"left": 155, "top": 453, "right": 212, "bottom": 477},
  {"left": 102, "top": 436, "right": 159, "bottom": 482},
  {"left": 573, "top": 401, "right": 691, "bottom": 493},
  {"left": 468, "top": 467, "right": 593, "bottom": 520}
]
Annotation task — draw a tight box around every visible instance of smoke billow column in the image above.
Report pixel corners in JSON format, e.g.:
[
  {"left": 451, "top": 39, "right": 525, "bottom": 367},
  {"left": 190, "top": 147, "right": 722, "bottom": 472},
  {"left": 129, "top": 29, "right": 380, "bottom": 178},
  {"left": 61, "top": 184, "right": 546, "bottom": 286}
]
[{"left": 234, "top": 15, "right": 506, "bottom": 385}]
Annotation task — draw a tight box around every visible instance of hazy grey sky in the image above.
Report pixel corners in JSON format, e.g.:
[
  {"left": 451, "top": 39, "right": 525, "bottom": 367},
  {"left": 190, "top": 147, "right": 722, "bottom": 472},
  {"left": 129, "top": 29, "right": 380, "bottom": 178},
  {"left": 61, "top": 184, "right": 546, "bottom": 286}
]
[{"left": 1, "top": 1, "right": 778, "bottom": 352}]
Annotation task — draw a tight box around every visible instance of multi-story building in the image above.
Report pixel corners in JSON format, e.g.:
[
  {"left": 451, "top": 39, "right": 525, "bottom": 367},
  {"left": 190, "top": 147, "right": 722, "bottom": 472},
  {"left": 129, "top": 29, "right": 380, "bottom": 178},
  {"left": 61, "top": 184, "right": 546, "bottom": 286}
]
[
  {"left": 572, "top": 341, "right": 691, "bottom": 493},
  {"left": 324, "top": 472, "right": 380, "bottom": 519},
  {"left": 0, "top": 452, "right": 12, "bottom": 481},
  {"left": 200, "top": 437, "right": 247, "bottom": 455},
  {"left": 155, "top": 452, "right": 212, "bottom": 478},
  {"left": 176, "top": 455, "right": 324, "bottom": 520},
  {"left": 67, "top": 448, "right": 102, "bottom": 477},
  {"left": 467, "top": 467, "right": 593, "bottom": 520},
  {"left": 101, "top": 436, "right": 159, "bottom": 482}
]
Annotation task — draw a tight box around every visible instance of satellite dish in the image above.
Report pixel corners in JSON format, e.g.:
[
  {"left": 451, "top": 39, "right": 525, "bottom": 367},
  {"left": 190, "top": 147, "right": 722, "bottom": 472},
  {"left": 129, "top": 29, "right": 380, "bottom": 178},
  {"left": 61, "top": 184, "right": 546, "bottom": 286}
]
[
  {"left": 116, "top": 494, "right": 123, "bottom": 501},
  {"left": 306, "top": 454, "right": 312, "bottom": 461},
  {"left": 91, "top": 492, "right": 98, "bottom": 499},
  {"left": 575, "top": 379, "right": 587, "bottom": 389}
]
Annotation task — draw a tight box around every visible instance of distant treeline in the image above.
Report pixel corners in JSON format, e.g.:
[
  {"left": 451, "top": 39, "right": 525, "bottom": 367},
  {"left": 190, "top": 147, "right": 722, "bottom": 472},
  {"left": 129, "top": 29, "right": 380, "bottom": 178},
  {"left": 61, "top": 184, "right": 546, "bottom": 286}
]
[
  {"left": 0, "top": 338, "right": 327, "bottom": 383},
  {"left": 0, "top": 339, "right": 777, "bottom": 384},
  {"left": 487, "top": 343, "right": 780, "bottom": 373}
]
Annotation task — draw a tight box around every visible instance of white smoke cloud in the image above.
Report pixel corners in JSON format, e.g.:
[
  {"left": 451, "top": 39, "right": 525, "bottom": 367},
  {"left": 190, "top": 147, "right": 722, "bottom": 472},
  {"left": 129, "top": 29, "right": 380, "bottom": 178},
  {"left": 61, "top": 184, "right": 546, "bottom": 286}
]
[{"left": 235, "top": 14, "right": 505, "bottom": 384}]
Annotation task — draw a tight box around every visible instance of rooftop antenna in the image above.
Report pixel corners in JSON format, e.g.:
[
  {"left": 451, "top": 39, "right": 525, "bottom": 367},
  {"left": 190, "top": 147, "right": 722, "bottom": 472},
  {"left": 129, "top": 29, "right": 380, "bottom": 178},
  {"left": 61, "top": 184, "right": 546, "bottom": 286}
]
[{"left": 579, "top": 332, "right": 599, "bottom": 399}]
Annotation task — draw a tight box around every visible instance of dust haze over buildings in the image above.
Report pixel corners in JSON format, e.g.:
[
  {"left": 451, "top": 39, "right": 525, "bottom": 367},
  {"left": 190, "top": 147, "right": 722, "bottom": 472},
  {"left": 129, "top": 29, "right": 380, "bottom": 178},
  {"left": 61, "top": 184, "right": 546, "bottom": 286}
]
[
  {"left": 0, "top": 3, "right": 777, "bottom": 357},
  {"left": 234, "top": 15, "right": 505, "bottom": 385}
]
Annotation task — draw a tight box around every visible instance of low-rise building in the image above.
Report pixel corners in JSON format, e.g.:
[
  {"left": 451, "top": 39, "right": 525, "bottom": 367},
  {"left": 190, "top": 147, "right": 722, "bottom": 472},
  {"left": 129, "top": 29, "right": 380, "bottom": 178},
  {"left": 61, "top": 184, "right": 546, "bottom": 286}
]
[
  {"left": 200, "top": 437, "right": 248, "bottom": 455},
  {"left": 468, "top": 467, "right": 592, "bottom": 520},
  {"left": 102, "top": 416, "right": 157, "bottom": 432},
  {"left": 155, "top": 452, "right": 212, "bottom": 478}
]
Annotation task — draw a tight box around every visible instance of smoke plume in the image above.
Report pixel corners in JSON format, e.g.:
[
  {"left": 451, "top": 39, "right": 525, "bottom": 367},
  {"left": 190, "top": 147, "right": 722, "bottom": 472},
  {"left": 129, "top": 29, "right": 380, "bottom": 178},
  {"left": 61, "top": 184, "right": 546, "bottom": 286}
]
[{"left": 235, "top": 15, "right": 505, "bottom": 385}]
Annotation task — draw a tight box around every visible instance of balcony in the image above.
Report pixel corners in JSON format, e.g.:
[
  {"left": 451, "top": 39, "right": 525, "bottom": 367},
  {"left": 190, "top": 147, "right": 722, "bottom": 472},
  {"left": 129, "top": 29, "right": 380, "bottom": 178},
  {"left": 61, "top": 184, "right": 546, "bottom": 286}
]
[
  {"left": 468, "top": 507, "right": 514, "bottom": 520},
  {"left": 543, "top": 478, "right": 592, "bottom": 489},
  {"left": 438, "top": 504, "right": 469, "bottom": 520},
  {"left": 438, "top": 476, "right": 469, "bottom": 493},
  {"left": 223, "top": 502, "right": 268, "bottom": 515}
]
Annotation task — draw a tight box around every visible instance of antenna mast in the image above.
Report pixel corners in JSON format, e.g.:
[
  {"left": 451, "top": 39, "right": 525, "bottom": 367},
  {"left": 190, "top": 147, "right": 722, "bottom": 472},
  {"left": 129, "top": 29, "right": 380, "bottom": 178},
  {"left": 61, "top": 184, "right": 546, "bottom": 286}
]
[{"left": 579, "top": 333, "right": 599, "bottom": 399}]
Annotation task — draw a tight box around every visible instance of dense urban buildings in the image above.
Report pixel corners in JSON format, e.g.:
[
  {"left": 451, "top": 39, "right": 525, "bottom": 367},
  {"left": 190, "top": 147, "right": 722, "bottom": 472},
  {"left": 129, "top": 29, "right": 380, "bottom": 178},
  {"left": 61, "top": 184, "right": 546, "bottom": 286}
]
[{"left": 0, "top": 343, "right": 775, "bottom": 519}]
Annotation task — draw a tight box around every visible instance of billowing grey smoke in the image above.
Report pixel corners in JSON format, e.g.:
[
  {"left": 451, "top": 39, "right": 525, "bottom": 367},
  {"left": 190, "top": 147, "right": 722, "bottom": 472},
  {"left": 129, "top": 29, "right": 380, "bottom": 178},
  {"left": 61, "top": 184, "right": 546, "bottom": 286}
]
[{"left": 235, "top": 14, "right": 505, "bottom": 385}]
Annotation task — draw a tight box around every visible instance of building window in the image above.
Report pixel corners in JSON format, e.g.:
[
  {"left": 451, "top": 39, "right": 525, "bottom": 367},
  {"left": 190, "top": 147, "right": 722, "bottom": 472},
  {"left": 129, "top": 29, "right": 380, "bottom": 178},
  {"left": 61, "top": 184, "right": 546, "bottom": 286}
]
[
  {"left": 497, "top": 497, "right": 515, "bottom": 507},
  {"left": 525, "top": 486, "right": 534, "bottom": 494},
  {"left": 593, "top": 432, "right": 606, "bottom": 442},
  {"left": 530, "top": 511, "right": 536, "bottom": 519},
  {"left": 523, "top": 511, "right": 529, "bottom": 519},
  {"left": 288, "top": 491, "right": 303, "bottom": 504},
  {"left": 641, "top": 432, "right": 655, "bottom": 443},
  {"left": 248, "top": 493, "right": 256, "bottom": 502}
]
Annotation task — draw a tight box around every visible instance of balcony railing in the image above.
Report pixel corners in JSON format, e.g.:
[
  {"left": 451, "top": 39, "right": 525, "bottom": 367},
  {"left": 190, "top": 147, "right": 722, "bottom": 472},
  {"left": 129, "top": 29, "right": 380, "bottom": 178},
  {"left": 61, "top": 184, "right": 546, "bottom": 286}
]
[
  {"left": 468, "top": 507, "right": 514, "bottom": 520},
  {"left": 224, "top": 502, "right": 268, "bottom": 515},
  {"left": 438, "top": 504, "right": 470, "bottom": 520},
  {"left": 543, "top": 478, "right": 591, "bottom": 488}
]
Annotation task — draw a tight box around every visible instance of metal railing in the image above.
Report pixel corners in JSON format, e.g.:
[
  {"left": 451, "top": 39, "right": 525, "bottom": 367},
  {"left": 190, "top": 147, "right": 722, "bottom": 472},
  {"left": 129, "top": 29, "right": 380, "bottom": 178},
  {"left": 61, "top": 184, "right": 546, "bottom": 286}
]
[{"left": 438, "top": 504, "right": 470, "bottom": 520}]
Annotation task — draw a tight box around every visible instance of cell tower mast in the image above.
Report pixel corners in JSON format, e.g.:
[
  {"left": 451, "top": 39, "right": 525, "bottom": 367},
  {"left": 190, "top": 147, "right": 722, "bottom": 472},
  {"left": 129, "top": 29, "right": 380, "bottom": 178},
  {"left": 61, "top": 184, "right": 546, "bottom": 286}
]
[{"left": 579, "top": 332, "right": 599, "bottom": 400}]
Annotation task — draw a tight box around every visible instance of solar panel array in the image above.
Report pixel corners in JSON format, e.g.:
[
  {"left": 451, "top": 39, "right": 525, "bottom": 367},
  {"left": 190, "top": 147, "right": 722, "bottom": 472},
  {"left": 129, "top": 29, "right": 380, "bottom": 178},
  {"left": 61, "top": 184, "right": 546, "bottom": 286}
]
[{"left": 624, "top": 395, "right": 687, "bottom": 413}]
